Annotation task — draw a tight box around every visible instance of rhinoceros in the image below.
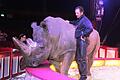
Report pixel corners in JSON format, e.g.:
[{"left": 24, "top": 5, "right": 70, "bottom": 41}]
[{"left": 13, "top": 16, "right": 100, "bottom": 76}]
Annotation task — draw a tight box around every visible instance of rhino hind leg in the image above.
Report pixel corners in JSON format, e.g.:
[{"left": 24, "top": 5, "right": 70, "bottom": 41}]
[
  {"left": 87, "top": 39, "right": 100, "bottom": 76},
  {"left": 87, "top": 53, "right": 93, "bottom": 76}
]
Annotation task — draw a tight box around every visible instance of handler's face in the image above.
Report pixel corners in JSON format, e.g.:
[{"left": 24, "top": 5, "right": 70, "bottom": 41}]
[{"left": 75, "top": 8, "right": 83, "bottom": 18}]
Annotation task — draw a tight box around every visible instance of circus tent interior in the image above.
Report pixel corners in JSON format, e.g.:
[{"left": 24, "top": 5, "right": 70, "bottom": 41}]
[{"left": 0, "top": 0, "right": 120, "bottom": 80}]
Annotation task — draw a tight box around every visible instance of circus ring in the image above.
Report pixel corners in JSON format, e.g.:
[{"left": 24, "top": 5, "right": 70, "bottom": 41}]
[{"left": 0, "top": 46, "right": 120, "bottom": 80}]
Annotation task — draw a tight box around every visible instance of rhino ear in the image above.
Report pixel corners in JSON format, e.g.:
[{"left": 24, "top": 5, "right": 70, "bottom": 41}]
[
  {"left": 40, "top": 21, "right": 48, "bottom": 31},
  {"left": 31, "top": 22, "right": 37, "bottom": 29}
]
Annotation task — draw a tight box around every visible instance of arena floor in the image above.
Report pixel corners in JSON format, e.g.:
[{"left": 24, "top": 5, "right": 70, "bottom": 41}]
[
  {"left": 69, "top": 66, "right": 120, "bottom": 80},
  {"left": 12, "top": 66, "right": 120, "bottom": 80}
]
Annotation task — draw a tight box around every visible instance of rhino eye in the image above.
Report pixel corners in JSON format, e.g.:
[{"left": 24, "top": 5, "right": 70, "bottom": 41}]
[{"left": 40, "top": 47, "right": 45, "bottom": 50}]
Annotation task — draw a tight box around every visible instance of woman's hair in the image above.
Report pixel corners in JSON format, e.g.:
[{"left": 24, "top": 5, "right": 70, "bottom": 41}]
[{"left": 18, "top": 33, "right": 26, "bottom": 40}]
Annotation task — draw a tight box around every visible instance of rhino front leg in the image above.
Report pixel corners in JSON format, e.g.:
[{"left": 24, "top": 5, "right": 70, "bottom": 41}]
[
  {"left": 49, "top": 60, "right": 61, "bottom": 72},
  {"left": 60, "top": 52, "right": 74, "bottom": 75}
]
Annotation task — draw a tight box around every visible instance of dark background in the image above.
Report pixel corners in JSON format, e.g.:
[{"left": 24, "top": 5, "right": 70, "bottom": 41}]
[{"left": 0, "top": 0, "right": 120, "bottom": 47}]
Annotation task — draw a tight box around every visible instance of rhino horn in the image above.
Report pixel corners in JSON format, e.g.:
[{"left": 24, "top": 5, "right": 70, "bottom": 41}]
[{"left": 12, "top": 37, "right": 31, "bottom": 56}]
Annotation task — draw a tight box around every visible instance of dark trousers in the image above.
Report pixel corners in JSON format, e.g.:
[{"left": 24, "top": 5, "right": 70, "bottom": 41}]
[{"left": 75, "top": 38, "right": 88, "bottom": 80}]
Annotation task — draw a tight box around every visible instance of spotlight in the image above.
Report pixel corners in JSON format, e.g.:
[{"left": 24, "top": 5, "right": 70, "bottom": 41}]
[{"left": 1, "top": 13, "right": 5, "bottom": 17}]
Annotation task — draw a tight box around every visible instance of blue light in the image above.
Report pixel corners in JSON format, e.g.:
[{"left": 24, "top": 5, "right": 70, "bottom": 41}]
[{"left": 99, "top": 0, "right": 104, "bottom": 5}]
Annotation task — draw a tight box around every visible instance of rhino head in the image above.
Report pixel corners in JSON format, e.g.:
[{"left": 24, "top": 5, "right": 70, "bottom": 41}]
[{"left": 12, "top": 22, "right": 50, "bottom": 67}]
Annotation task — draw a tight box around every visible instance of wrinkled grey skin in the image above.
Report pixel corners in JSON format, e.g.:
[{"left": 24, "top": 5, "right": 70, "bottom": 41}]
[{"left": 13, "top": 16, "right": 100, "bottom": 75}]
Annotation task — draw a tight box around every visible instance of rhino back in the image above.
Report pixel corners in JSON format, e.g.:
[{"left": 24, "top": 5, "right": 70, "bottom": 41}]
[{"left": 44, "top": 16, "right": 76, "bottom": 59}]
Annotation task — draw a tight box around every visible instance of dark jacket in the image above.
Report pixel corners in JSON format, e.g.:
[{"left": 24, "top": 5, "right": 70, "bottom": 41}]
[{"left": 70, "top": 15, "right": 93, "bottom": 39}]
